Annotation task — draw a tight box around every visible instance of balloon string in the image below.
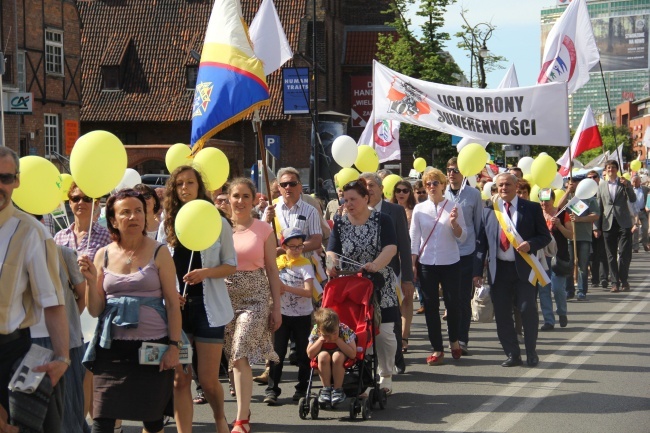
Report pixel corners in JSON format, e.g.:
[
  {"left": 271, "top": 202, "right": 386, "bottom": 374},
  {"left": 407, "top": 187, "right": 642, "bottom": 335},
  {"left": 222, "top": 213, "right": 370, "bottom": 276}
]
[
  {"left": 86, "top": 200, "right": 95, "bottom": 257},
  {"left": 455, "top": 177, "right": 468, "bottom": 203},
  {"left": 181, "top": 250, "right": 194, "bottom": 301}
]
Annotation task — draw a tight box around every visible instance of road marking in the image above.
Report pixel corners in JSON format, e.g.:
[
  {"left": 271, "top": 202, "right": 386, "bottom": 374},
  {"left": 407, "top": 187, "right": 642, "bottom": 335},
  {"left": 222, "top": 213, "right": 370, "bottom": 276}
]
[{"left": 445, "top": 281, "right": 650, "bottom": 433}]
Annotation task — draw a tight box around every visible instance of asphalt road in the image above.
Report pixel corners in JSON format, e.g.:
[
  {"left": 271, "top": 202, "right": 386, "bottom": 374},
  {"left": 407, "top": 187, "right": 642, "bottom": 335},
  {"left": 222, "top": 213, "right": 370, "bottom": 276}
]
[{"left": 120, "top": 252, "right": 650, "bottom": 433}]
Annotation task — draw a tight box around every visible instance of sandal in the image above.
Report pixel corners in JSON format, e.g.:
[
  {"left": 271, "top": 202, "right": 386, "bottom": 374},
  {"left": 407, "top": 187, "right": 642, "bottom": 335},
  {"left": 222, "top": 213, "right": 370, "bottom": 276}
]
[
  {"left": 229, "top": 377, "right": 236, "bottom": 397},
  {"left": 231, "top": 419, "right": 250, "bottom": 433},
  {"left": 193, "top": 389, "right": 208, "bottom": 405},
  {"left": 401, "top": 338, "right": 409, "bottom": 353}
]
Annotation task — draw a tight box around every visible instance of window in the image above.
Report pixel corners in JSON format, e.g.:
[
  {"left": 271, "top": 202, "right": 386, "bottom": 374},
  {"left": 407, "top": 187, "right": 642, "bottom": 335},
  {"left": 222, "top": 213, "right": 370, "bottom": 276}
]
[
  {"left": 101, "top": 66, "right": 120, "bottom": 90},
  {"left": 44, "top": 114, "right": 60, "bottom": 157},
  {"left": 45, "top": 29, "right": 64, "bottom": 75},
  {"left": 186, "top": 65, "right": 198, "bottom": 89},
  {"left": 17, "top": 51, "right": 26, "bottom": 91},
  {"left": 2, "top": 54, "right": 13, "bottom": 84}
]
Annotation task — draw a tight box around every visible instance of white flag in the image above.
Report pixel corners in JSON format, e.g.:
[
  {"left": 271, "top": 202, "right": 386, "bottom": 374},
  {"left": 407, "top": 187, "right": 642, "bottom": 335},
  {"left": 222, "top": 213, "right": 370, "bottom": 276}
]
[
  {"left": 358, "top": 110, "right": 401, "bottom": 163},
  {"left": 457, "top": 64, "right": 521, "bottom": 151},
  {"left": 538, "top": 0, "right": 599, "bottom": 94},
  {"left": 249, "top": 0, "right": 293, "bottom": 76}
]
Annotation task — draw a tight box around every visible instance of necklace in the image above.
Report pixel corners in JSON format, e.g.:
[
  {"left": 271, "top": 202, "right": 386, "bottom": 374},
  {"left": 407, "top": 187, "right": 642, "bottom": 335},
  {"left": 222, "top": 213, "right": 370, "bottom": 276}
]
[{"left": 121, "top": 240, "right": 143, "bottom": 265}]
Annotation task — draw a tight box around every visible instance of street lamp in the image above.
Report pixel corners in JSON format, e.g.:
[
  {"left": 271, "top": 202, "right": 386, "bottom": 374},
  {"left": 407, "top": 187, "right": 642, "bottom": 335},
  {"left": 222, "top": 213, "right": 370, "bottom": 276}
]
[{"left": 463, "top": 20, "right": 493, "bottom": 89}]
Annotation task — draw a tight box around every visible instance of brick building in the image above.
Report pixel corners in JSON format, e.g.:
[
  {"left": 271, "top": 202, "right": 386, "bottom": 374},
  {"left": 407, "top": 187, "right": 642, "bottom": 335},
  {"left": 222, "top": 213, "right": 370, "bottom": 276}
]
[
  {"left": 78, "top": 0, "right": 398, "bottom": 186},
  {"left": 617, "top": 99, "right": 650, "bottom": 163},
  {"left": 0, "top": 0, "right": 81, "bottom": 169}
]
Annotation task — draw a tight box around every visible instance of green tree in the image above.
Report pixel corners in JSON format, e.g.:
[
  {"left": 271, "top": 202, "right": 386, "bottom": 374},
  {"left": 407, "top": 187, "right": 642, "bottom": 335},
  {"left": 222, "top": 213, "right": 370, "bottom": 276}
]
[{"left": 376, "top": 0, "right": 461, "bottom": 169}]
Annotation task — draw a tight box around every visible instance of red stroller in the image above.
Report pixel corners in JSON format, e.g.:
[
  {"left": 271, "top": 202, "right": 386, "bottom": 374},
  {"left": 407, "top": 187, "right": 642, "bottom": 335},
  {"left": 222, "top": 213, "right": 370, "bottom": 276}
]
[{"left": 298, "top": 274, "right": 387, "bottom": 421}]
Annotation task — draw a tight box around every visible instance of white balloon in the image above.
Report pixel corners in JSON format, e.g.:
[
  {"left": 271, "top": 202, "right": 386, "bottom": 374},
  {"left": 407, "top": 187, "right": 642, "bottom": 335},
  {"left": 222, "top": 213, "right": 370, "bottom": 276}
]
[
  {"left": 331, "top": 135, "right": 358, "bottom": 168},
  {"left": 116, "top": 168, "right": 141, "bottom": 190},
  {"left": 467, "top": 175, "right": 477, "bottom": 187},
  {"left": 486, "top": 153, "right": 491, "bottom": 163},
  {"left": 483, "top": 181, "right": 494, "bottom": 196},
  {"left": 517, "top": 157, "right": 534, "bottom": 175},
  {"left": 424, "top": 166, "right": 435, "bottom": 173},
  {"left": 575, "top": 178, "right": 598, "bottom": 200},
  {"left": 550, "top": 172, "right": 564, "bottom": 190}
]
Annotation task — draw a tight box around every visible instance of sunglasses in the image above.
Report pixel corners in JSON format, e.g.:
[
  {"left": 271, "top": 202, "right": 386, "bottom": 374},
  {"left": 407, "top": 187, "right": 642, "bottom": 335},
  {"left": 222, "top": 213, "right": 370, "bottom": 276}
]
[
  {"left": 394, "top": 187, "right": 411, "bottom": 194},
  {"left": 279, "top": 181, "right": 299, "bottom": 188},
  {"left": 587, "top": 176, "right": 598, "bottom": 179},
  {"left": 215, "top": 198, "right": 229, "bottom": 204},
  {"left": 0, "top": 173, "right": 17, "bottom": 185},
  {"left": 426, "top": 181, "right": 441, "bottom": 187},
  {"left": 446, "top": 168, "right": 460, "bottom": 174},
  {"left": 70, "top": 195, "right": 94, "bottom": 203},
  {"left": 416, "top": 190, "right": 427, "bottom": 195}
]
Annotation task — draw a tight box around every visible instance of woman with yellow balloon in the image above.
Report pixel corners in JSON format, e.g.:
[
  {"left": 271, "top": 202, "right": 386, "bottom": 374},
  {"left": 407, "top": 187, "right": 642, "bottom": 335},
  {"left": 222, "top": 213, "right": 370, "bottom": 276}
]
[
  {"left": 77, "top": 188, "right": 182, "bottom": 433},
  {"left": 160, "top": 165, "right": 236, "bottom": 433}
]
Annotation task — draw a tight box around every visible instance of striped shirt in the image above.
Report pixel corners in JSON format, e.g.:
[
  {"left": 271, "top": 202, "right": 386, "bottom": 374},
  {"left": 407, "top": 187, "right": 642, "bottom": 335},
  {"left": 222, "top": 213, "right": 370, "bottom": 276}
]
[
  {"left": 274, "top": 197, "right": 322, "bottom": 239},
  {"left": 0, "top": 203, "right": 64, "bottom": 334},
  {"left": 54, "top": 222, "right": 112, "bottom": 262}
]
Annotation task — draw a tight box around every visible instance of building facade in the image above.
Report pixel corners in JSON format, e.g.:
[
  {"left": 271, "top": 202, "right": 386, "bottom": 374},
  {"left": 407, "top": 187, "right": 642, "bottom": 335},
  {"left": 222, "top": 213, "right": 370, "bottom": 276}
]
[
  {"left": 0, "top": 0, "right": 81, "bottom": 168},
  {"left": 541, "top": 0, "right": 650, "bottom": 129},
  {"left": 617, "top": 97, "right": 650, "bottom": 162}
]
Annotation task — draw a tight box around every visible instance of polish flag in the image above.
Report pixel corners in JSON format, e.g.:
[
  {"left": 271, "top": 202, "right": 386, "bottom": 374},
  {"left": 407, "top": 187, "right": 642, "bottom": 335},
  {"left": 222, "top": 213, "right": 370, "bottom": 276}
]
[{"left": 557, "top": 105, "right": 602, "bottom": 176}]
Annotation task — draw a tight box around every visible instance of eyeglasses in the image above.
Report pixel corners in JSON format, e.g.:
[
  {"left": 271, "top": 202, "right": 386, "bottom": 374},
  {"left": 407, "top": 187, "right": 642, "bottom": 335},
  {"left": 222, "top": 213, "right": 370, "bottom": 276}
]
[
  {"left": 343, "top": 180, "right": 359, "bottom": 191},
  {"left": 426, "top": 181, "right": 441, "bottom": 187},
  {"left": 587, "top": 176, "right": 598, "bottom": 179},
  {"left": 0, "top": 173, "right": 17, "bottom": 185},
  {"left": 279, "top": 181, "right": 299, "bottom": 188},
  {"left": 215, "top": 198, "right": 229, "bottom": 204},
  {"left": 446, "top": 168, "right": 460, "bottom": 174},
  {"left": 394, "top": 188, "right": 411, "bottom": 194},
  {"left": 286, "top": 244, "right": 305, "bottom": 251},
  {"left": 70, "top": 195, "right": 94, "bottom": 203}
]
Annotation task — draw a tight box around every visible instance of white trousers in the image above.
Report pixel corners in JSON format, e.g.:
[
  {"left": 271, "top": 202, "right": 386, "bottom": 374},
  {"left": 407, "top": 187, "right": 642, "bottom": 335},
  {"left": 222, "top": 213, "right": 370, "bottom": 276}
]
[{"left": 374, "top": 322, "right": 397, "bottom": 379}]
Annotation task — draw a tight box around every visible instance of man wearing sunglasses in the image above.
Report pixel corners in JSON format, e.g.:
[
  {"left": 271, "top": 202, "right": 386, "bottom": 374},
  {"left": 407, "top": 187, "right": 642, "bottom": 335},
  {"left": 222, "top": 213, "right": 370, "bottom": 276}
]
[
  {"left": 0, "top": 147, "right": 70, "bottom": 432},
  {"left": 444, "top": 158, "right": 484, "bottom": 356},
  {"left": 359, "top": 172, "right": 413, "bottom": 374}
]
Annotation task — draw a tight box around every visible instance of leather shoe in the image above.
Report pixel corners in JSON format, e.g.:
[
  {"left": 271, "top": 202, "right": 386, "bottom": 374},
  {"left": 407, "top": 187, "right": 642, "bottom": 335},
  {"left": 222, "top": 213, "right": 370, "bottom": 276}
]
[
  {"left": 501, "top": 355, "right": 522, "bottom": 367},
  {"left": 527, "top": 353, "right": 539, "bottom": 367},
  {"left": 416, "top": 306, "right": 425, "bottom": 314},
  {"left": 559, "top": 315, "right": 568, "bottom": 328},
  {"left": 540, "top": 323, "right": 554, "bottom": 331}
]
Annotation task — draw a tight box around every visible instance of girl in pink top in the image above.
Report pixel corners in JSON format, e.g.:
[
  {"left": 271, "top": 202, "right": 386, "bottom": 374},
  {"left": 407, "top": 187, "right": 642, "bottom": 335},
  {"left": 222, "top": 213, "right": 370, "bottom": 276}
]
[{"left": 225, "top": 178, "right": 282, "bottom": 433}]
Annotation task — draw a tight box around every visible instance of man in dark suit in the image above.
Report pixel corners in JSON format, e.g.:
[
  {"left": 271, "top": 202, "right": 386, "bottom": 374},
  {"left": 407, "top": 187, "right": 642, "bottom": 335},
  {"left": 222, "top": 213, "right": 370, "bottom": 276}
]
[
  {"left": 360, "top": 172, "right": 414, "bottom": 374},
  {"left": 597, "top": 160, "right": 636, "bottom": 292},
  {"left": 473, "top": 173, "right": 552, "bottom": 367}
]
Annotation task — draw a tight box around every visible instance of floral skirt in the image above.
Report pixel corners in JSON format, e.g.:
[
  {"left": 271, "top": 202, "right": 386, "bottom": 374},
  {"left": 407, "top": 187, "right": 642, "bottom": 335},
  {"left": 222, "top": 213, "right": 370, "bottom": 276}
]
[{"left": 224, "top": 269, "right": 279, "bottom": 369}]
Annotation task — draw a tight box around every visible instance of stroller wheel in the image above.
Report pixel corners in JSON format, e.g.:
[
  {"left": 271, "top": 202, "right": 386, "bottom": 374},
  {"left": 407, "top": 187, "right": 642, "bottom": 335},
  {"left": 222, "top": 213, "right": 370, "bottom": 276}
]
[
  {"left": 298, "top": 397, "right": 309, "bottom": 420},
  {"left": 309, "top": 397, "right": 320, "bottom": 420},
  {"left": 361, "top": 397, "right": 372, "bottom": 420},
  {"left": 378, "top": 388, "right": 387, "bottom": 410},
  {"left": 349, "top": 397, "right": 361, "bottom": 420},
  {"left": 368, "top": 389, "right": 377, "bottom": 409}
]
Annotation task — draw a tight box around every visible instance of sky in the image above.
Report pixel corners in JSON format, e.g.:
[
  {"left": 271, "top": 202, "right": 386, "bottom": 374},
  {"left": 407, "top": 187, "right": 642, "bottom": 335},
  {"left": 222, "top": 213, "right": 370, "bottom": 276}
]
[{"left": 407, "top": 0, "right": 559, "bottom": 88}]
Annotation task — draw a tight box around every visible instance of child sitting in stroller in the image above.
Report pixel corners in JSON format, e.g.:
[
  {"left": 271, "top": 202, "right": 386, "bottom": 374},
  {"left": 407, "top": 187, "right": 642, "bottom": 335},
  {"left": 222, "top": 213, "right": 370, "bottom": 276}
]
[{"left": 307, "top": 308, "right": 357, "bottom": 407}]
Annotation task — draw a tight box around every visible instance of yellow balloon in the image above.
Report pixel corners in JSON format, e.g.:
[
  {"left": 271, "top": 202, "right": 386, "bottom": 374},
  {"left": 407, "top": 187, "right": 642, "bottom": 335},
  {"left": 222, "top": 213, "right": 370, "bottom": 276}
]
[
  {"left": 166, "top": 143, "right": 192, "bottom": 173},
  {"left": 631, "top": 160, "right": 642, "bottom": 172},
  {"left": 623, "top": 172, "right": 631, "bottom": 180},
  {"left": 554, "top": 189, "right": 566, "bottom": 207},
  {"left": 457, "top": 143, "right": 487, "bottom": 177},
  {"left": 382, "top": 174, "right": 402, "bottom": 200},
  {"left": 354, "top": 145, "right": 379, "bottom": 173},
  {"left": 530, "top": 185, "right": 541, "bottom": 203},
  {"left": 530, "top": 154, "right": 556, "bottom": 188},
  {"left": 413, "top": 158, "right": 427, "bottom": 173},
  {"left": 337, "top": 167, "right": 360, "bottom": 188},
  {"left": 193, "top": 147, "right": 229, "bottom": 191},
  {"left": 70, "top": 131, "right": 127, "bottom": 198},
  {"left": 175, "top": 200, "right": 223, "bottom": 251},
  {"left": 60, "top": 173, "right": 73, "bottom": 201},
  {"left": 523, "top": 173, "right": 534, "bottom": 184},
  {"left": 13, "top": 156, "right": 62, "bottom": 214}
]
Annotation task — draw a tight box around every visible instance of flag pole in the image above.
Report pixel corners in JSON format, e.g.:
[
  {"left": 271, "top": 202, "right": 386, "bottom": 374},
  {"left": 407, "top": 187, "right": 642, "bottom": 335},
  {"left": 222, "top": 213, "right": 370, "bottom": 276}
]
[
  {"left": 568, "top": 148, "right": 578, "bottom": 284},
  {"left": 253, "top": 109, "right": 278, "bottom": 238},
  {"left": 598, "top": 61, "right": 624, "bottom": 171}
]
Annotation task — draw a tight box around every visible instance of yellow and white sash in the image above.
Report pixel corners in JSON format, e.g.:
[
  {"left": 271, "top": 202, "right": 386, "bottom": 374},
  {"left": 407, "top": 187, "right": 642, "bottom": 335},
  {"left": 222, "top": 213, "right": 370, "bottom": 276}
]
[{"left": 493, "top": 200, "right": 551, "bottom": 287}]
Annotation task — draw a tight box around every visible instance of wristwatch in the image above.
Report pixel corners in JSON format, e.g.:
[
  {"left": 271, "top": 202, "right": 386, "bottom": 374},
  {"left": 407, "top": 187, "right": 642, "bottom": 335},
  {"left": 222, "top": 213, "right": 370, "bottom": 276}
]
[
  {"left": 168, "top": 340, "right": 183, "bottom": 349},
  {"left": 53, "top": 356, "right": 72, "bottom": 367}
]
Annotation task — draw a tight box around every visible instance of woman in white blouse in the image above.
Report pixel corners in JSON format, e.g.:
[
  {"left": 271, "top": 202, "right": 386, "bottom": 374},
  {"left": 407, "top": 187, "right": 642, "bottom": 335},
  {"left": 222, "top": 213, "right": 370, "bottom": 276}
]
[{"left": 410, "top": 168, "right": 467, "bottom": 366}]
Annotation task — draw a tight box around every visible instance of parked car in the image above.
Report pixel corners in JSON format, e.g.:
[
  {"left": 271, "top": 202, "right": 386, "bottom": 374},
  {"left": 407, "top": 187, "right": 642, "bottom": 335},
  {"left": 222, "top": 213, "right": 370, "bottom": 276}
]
[{"left": 141, "top": 174, "right": 170, "bottom": 188}]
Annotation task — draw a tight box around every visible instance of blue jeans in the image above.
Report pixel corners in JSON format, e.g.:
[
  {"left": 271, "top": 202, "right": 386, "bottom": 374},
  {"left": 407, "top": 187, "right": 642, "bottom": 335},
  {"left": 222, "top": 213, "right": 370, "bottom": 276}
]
[
  {"left": 569, "top": 241, "right": 591, "bottom": 295},
  {"left": 539, "top": 267, "right": 568, "bottom": 326}
]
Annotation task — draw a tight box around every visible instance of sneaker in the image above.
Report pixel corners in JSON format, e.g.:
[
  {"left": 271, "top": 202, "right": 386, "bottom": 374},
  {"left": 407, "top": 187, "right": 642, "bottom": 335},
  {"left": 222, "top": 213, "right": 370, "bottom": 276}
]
[
  {"left": 292, "top": 390, "right": 306, "bottom": 401},
  {"left": 577, "top": 293, "right": 587, "bottom": 301},
  {"left": 459, "top": 341, "right": 469, "bottom": 356},
  {"left": 264, "top": 393, "right": 278, "bottom": 405},
  {"left": 318, "top": 387, "right": 332, "bottom": 405},
  {"left": 331, "top": 388, "right": 346, "bottom": 406}
]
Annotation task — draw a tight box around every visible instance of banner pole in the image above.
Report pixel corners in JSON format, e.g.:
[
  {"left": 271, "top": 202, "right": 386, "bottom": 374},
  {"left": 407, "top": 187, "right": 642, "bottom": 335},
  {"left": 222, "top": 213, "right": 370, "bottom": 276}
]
[
  {"left": 253, "top": 110, "right": 278, "bottom": 238},
  {"left": 598, "top": 61, "right": 624, "bottom": 170}
]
